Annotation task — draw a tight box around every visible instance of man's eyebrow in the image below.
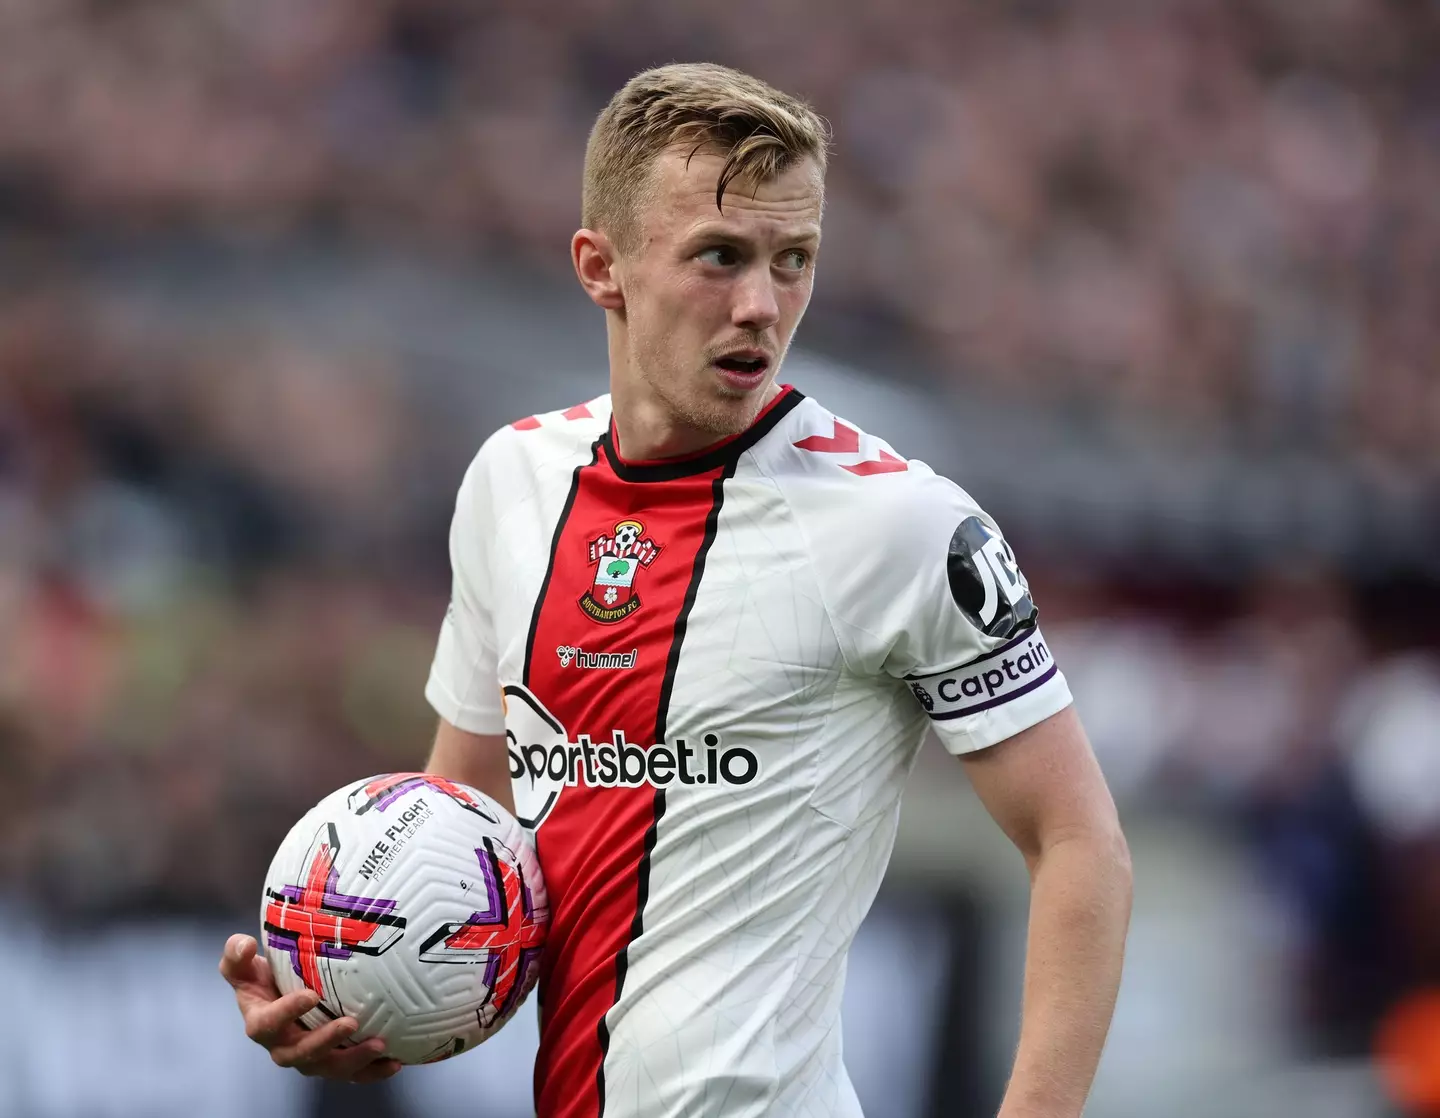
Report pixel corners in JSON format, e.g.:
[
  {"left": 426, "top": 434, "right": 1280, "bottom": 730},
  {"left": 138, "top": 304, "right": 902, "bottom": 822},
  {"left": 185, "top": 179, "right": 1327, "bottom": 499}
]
[{"left": 685, "top": 224, "right": 822, "bottom": 245}]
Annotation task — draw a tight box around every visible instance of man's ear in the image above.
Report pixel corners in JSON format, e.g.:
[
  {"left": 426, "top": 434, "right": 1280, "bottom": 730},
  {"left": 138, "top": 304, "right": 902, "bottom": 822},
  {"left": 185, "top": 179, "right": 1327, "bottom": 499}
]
[{"left": 572, "top": 229, "right": 625, "bottom": 311}]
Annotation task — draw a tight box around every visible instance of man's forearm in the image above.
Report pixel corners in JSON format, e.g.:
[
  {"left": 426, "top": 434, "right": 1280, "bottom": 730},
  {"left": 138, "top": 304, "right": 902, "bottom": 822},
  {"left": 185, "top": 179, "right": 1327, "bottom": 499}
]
[
  {"left": 425, "top": 721, "right": 517, "bottom": 816},
  {"left": 998, "top": 828, "right": 1132, "bottom": 1118}
]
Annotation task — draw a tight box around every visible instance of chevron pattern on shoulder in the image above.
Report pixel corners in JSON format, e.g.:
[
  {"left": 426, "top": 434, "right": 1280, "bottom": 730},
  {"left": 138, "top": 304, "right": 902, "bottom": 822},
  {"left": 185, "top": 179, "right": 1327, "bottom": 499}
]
[{"left": 793, "top": 419, "right": 908, "bottom": 475}]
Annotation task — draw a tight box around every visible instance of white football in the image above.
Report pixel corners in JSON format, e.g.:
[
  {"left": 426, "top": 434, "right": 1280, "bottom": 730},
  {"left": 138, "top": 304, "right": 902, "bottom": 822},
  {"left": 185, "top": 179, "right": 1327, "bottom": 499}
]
[{"left": 259, "top": 773, "right": 548, "bottom": 1065}]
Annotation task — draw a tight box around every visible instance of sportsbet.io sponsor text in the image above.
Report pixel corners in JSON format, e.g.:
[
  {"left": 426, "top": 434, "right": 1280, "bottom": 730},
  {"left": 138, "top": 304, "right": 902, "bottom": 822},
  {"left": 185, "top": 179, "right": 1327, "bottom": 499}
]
[{"left": 509, "top": 732, "right": 759, "bottom": 791}]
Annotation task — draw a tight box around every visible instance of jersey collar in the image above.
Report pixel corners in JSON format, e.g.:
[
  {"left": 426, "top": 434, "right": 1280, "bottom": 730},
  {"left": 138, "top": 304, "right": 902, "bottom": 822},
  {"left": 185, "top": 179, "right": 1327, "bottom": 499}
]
[{"left": 601, "top": 386, "right": 804, "bottom": 483}]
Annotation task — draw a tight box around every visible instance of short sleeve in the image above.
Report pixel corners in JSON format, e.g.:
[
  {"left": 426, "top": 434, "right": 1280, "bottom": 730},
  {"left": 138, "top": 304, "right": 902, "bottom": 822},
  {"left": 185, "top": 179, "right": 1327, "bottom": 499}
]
[
  {"left": 824, "top": 464, "right": 1073, "bottom": 755},
  {"left": 425, "top": 449, "right": 506, "bottom": 735}
]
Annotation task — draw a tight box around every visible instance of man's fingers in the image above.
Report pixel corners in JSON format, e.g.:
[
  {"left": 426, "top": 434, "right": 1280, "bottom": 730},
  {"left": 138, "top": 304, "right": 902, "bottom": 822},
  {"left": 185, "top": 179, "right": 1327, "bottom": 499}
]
[
  {"left": 223, "top": 929, "right": 401, "bottom": 1082},
  {"left": 244, "top": 989, "right": 320, "bottom": 1047},
  {"left": 224, "top": 936, "right": 286, "bottom": 1011},
  {"left": 225, "top": 933, "right": 255, "bottom": 961},
  {"left": 350, "top": 1057, "right": 404, "bottom": 1084},
  {"left": 219, "top": 934, "right": 258, "bottom": 985},
  {"left": 270, "top": 1017, "right": 357, "bottom": 1068},
  {"left": 251, "top": 952, "right": 276, "bottom": 990},
  {"left": 316, "top": 1037, "right": 394, "bottom": 1080}
]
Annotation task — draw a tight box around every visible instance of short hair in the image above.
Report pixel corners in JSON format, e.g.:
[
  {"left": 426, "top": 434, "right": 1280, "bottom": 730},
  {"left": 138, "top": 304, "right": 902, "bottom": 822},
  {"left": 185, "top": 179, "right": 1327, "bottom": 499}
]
[{"left": 582, "top": 62, "right": 830, "bottom": 252}]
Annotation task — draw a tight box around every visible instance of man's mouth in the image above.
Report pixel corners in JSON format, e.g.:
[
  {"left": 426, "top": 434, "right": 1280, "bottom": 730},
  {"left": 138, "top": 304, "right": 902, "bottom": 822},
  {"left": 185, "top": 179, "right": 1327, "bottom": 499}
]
[{"left": 713, "top": 354, "right": 770, "bottom": 376}]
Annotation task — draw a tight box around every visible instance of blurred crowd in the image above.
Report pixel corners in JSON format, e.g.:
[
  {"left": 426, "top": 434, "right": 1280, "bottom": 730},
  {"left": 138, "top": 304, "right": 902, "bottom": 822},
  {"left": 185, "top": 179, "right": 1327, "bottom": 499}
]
[
  {"left": 1041, "top": 575, "right": 1440, "bottom": 1055},
  {"left": 2, "top": 0, "right": 1438, "bottom": 462},
  {"left": 0, "top": 297, "right": 448, "bottom": 920}
]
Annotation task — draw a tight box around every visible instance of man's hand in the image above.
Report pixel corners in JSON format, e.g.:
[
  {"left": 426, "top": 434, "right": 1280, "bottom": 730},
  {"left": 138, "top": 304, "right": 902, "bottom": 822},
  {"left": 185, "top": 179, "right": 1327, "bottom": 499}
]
[{"left": 219, "top": 933, "right": 403, "bottom": 1083}]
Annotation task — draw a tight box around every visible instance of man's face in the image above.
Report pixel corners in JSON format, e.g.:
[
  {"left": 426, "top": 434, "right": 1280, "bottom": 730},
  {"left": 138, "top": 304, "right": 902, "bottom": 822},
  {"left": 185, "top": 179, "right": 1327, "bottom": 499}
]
[{"left": 613, "top": 149, "right": 823, "bottom": 440}]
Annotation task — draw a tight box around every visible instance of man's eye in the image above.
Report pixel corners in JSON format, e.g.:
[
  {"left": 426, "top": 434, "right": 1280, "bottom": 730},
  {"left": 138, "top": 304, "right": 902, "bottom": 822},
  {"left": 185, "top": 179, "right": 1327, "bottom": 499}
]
[
  {"left": 778, "top": 249, "right": 808, "bottom": 271},
  {"left": 698, "top": 246, "right": 739, "bottom": 266}
]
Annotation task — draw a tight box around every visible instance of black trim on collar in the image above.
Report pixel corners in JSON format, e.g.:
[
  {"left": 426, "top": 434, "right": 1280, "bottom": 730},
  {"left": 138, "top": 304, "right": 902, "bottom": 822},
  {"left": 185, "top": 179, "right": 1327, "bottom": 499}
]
[{"left": 600, "top": 388, "right": 806, "bottom": 483}]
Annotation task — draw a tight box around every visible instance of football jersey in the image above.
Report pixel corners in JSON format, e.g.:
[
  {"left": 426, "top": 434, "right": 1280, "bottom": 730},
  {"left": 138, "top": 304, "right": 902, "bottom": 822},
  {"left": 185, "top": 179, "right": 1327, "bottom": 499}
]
[{"left": 425, "top": 386, "right": 1072, "bottom": 1118}]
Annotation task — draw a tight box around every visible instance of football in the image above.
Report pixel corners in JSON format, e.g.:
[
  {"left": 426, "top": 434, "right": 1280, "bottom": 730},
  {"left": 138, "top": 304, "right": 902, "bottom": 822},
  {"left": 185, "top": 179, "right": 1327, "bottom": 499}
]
[{"left": 259, "top": 773, "right": 548, "bottom": 1065}]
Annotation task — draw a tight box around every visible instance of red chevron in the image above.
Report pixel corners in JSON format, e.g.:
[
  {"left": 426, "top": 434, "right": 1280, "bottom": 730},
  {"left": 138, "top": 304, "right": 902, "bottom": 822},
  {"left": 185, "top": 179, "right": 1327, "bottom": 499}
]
[
  {"left": 793, "top": 420, "right": 860, "bottom": 454},
  {"left": 511, "top": 403, "right": 593, "bottom": 430},
  {"left": 843, "top": 449, "right": 908, "bottom": 476},
  {"left": 795, "top": 419, "right": 908, "bottom": 475}
]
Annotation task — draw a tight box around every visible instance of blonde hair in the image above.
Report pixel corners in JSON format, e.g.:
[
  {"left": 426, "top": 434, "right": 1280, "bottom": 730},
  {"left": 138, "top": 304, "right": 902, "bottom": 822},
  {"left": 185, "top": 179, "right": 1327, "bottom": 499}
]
[{"left": 582, "top": 62, "right": 830, "bottom": 252}]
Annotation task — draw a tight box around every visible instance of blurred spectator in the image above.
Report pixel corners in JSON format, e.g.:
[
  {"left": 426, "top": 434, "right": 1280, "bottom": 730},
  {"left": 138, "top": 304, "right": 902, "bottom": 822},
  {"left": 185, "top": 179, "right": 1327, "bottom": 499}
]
[{"left": 2, "top": 0, "right": 1437, "bottom": 462}]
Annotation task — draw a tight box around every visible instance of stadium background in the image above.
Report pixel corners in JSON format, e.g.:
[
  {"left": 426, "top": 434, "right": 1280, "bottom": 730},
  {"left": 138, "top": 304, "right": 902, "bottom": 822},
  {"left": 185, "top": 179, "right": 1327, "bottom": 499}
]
[{"left": 1, "top": 1, "right": 1438, "bottom": 1115}]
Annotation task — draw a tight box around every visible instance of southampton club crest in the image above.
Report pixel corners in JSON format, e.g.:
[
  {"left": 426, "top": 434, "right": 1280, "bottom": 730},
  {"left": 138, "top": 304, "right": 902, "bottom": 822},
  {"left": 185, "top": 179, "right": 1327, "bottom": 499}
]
[{"left": 579, "top": 519, "right": 661, "bottom": 624}]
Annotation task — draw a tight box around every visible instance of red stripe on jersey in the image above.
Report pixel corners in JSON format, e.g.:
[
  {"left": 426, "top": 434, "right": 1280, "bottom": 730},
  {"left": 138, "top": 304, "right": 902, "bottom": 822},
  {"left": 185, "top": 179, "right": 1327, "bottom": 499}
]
[{"left": 525, "top": 446, "right": 729, "bottom": 1118}]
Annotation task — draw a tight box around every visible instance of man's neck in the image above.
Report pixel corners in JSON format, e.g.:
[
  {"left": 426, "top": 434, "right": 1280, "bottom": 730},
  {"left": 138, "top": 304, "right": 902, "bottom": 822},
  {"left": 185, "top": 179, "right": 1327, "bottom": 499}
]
[{"left": 608, "top": 379, "right": 782, "bottom": 462}]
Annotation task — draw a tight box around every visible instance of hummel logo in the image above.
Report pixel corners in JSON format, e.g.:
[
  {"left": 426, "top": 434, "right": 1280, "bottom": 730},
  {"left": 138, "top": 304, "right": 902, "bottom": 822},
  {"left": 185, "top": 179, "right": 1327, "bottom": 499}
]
[{"left": 556, "top": 645, "right": 637, "bottom": 670}]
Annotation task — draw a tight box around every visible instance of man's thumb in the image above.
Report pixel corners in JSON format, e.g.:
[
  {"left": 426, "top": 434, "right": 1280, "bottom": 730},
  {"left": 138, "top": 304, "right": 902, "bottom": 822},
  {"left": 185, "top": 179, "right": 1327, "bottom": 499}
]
[{"left": 221, "top": 934, "right": 257, "bottom": 978}]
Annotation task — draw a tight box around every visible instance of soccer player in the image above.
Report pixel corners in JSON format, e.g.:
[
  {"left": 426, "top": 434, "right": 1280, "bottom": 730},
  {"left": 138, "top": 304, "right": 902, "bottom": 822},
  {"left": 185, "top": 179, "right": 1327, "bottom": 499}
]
[{"left": 221, "top": 62, "right": 1132, "bottom": 1117}]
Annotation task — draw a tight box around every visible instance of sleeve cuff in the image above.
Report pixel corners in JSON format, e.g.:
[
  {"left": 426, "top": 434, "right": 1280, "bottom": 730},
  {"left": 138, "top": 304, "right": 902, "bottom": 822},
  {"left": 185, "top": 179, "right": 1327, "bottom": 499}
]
[{"left": 425, "top": 673, "right": 507, "bottom": 736}]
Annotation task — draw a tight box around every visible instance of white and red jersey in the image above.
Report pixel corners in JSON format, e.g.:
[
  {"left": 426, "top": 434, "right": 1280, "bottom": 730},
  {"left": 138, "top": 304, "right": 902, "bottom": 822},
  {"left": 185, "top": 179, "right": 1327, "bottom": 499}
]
[{"left": 425, "top": 386, "right": 1072, "bottom": 1118}]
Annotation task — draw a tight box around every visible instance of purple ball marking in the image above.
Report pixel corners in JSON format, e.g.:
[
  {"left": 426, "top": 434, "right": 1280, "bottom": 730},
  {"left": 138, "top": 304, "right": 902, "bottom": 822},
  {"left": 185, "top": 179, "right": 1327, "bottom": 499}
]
[
  {"left": 370, "top": 778, "right": 424, "bottom": 812},
  {"left": 317, "top": 862, "right": 398, "bottom": 918},
  {"left": 267, "top": 931, "right": 304, "bottom": 979},
  {"left": 322, "top": 886, "right": 398, "bottom": 917},
  {"left": 469, "top": 846, "right": 505, "bottom": 925},
  {"left": 497, "top": 947, "right": 544, "bottom": 1019}
]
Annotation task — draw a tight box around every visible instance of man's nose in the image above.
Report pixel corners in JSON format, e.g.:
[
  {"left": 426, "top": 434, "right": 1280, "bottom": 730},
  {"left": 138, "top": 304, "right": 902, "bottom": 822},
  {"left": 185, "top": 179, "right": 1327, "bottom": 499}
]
[{"left": 732, "top": 266, "right": 780, "bottom": 332}]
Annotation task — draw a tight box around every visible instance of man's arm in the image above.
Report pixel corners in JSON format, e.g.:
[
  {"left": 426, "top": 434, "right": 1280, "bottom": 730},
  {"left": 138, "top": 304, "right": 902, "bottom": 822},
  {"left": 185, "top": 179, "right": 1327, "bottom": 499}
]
[
  {"left": 426, "top": 716, "right": 516, "bottom": 817},
  {"left": 960, "top": 703, "right": 1132, "bottom": 1118}
]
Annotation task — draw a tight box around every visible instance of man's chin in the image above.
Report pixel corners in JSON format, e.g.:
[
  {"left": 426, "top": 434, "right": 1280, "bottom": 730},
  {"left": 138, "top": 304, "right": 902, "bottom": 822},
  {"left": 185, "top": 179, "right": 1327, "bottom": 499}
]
[
  {"left": 711, "top": 379, "right": 776, "bottom": 425},
  {"left": 678, "top": 393, "right": 764, "bottom": 440}
]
